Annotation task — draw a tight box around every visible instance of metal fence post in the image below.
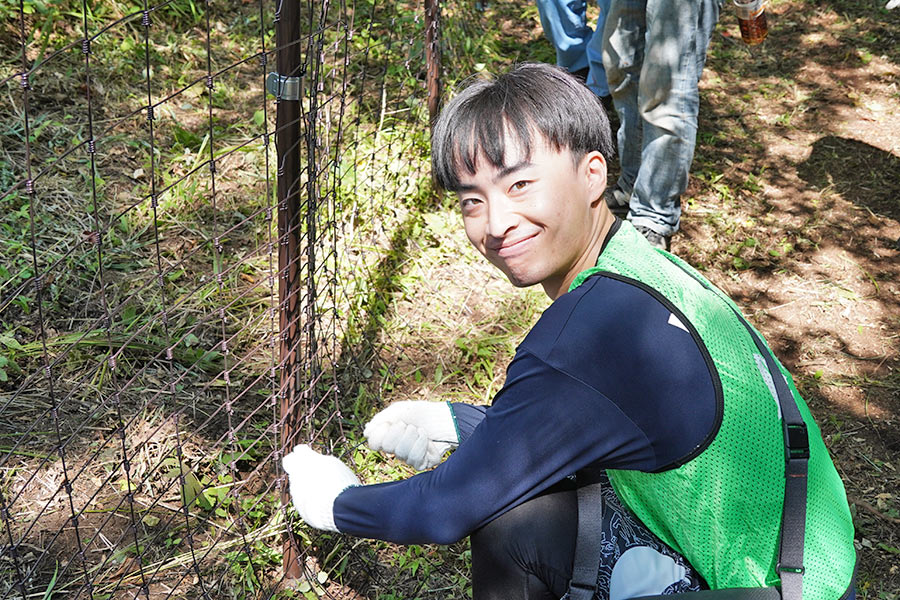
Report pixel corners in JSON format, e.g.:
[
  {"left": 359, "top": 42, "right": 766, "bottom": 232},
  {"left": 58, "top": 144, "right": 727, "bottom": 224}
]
[{"left": 274, "top": 0, "right": 304, "bottom": 581}]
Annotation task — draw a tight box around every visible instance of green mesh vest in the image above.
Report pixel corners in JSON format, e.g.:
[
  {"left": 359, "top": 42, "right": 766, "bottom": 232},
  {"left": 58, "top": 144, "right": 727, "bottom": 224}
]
[{"left": 570, "top": 222, "right": 855, "bottom": 600}]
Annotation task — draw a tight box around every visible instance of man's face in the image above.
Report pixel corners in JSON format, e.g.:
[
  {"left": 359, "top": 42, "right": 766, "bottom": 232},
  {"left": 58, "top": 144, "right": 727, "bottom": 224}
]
[{"left": 455, "top": 135, "right": 607, "bottom": 298}]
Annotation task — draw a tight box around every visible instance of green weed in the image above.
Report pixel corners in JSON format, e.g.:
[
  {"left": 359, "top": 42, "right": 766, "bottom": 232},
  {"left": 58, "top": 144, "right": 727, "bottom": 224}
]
[{"left": 225, "top": 540, "right": 281, "bottom": 594}]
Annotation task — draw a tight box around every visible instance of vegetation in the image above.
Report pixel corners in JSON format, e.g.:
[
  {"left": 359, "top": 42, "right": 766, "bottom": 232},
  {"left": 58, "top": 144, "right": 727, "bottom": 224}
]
[{"left": 1, "top": 0, "right": 898, "bottom": 598}]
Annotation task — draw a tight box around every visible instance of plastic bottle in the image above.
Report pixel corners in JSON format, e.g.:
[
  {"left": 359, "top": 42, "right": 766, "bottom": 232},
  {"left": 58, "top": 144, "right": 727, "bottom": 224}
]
[{"left": 733, "top": 0, "right": 768, "bottom": 45}]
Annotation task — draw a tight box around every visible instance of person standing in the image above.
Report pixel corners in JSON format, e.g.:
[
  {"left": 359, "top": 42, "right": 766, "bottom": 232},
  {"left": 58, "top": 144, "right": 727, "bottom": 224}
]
[
  {"left": 535, "top": 0, "right": 612, "bottom": 104},
  {"left": 602, "top": 0, "right": 723, "bottom": 250}
]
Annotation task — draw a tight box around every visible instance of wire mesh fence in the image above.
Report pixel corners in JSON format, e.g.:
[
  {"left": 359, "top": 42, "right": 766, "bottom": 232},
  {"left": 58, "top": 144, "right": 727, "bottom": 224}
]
[{"left": 0, "top": 0, "right": 486, "bottom": 597}]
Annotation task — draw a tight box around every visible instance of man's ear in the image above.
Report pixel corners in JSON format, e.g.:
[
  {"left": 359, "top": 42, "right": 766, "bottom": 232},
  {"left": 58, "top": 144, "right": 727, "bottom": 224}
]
[{"left": 584, "top": 151, "right": 608, "bottom": 206}]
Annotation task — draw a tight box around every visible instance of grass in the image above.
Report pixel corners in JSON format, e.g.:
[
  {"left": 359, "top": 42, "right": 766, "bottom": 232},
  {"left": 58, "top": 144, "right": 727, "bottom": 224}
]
[{"left": 0, "top": 0, "right": 501, "bottom": 597}]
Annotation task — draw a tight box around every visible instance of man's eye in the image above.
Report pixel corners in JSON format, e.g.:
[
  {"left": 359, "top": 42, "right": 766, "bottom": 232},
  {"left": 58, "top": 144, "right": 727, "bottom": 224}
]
[
  {"left": 461, "top": 197, "right": 480, "bottom": 209},
  {"left": 511, "top": 180, "right": 529, "bottom": 191}
]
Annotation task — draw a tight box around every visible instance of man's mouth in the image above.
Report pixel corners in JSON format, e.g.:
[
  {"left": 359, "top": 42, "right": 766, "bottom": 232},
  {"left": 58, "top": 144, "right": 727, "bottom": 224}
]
[{"left": 491, "top": 232, "right": 538, "bottom": 258}]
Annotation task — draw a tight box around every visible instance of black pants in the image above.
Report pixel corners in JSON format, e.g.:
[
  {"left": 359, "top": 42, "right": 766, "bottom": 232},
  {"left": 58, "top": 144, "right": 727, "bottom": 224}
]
[
  {"left": 470, "top": 477, "right": 704, "bottom": 600},
  {"left": 472, "top": 479, "right": 578, "bottom": 600}
]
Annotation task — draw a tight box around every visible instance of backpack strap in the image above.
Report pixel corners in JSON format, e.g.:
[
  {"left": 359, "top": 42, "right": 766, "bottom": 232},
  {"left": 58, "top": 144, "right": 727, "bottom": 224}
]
[
  {"left": 567, "top": 468, "right": 606, "bottom": 600},
  {"left": 660, "top": 252, "right": 809, "bottom": 600},
  {"left": 734, "top": 318, "right": 808, "bottom": 600}
]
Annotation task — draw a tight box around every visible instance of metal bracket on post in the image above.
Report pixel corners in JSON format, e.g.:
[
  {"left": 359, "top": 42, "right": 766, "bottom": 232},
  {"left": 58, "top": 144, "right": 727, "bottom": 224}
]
[{"left": 266, "top": 71, "right": 302, "bottom": 101}]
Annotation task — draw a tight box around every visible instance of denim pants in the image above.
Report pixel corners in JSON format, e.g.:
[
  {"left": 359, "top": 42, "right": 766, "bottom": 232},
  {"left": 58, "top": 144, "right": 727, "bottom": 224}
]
[
  {"left": 535, "top": 0, "right": 611, "bottom": 97},
  {"left": 603, "top": 0, "right": 722, "bottom": 236}
]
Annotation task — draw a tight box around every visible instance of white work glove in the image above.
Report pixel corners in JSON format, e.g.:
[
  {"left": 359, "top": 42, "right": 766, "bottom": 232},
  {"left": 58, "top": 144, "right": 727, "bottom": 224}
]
[
  {"left": 887, "top": 0, "right": 899, "bottom": 9},
  {"left": 282, "top": 445, "right": 360, "bottom": 532},
  {"left": 364, "top": 400, "right": 459, "bottom": 471}
]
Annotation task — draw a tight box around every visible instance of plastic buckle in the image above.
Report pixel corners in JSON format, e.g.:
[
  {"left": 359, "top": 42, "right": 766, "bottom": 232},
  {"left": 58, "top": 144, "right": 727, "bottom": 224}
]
[
  {"left": 786, "top": 423, "right": 809, "bottom": 460},
  {"left": 777, "top": 562, "right": 805, "bottom": 575},
  {"left": 567, "top": 582, "right": 596, "bottom": 597}
]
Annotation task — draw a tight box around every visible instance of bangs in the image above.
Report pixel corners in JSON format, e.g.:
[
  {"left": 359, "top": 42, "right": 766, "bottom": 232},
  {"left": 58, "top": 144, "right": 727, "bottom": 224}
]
[
  {"left": 449, "top": 112, "right": 540, "bottom": 190},
  {"left": 430, "top": 64, "right": 613, "bottom": 192}
]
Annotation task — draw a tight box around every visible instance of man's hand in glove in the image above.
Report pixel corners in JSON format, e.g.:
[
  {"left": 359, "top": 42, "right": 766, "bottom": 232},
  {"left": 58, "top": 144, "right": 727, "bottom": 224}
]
[
  {"left": 364, "top": 401, "right": 459, "bottom": 471},
  {"left": 282, "top": 445, "right": 360, "bottom": 531}
]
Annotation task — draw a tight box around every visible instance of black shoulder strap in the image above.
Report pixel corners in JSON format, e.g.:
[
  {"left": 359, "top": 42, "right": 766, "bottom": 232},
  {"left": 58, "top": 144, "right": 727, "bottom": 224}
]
[
  {"left": 568, "top": 469, "right": 606, "bottom": 600},
  {"left": 734, "top": 316, "right": 808, "bottom": 600},
  {"left": 568, "top": 255, "right": 808, "bottom": 600},
  {"left": 662, "top": 253, "right": 809, "bottom": 600}
]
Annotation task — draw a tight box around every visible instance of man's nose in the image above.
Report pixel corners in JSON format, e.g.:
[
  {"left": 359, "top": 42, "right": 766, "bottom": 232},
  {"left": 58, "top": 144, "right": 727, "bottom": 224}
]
[{"left": 485, "top": 195, "right": 517, "bottom": 239}]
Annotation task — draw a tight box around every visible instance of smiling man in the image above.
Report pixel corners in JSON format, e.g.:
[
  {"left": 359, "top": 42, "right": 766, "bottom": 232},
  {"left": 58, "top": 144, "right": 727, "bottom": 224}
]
[
  {"left": 283, "top": 64, "right": 856, "bottom": 600},
  {"left": 456, "top": 137, "right": 608, "bottom": 297}
]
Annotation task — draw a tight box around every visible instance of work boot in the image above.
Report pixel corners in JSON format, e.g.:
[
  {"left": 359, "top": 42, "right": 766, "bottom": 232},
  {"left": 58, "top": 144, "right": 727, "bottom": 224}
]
[{"left": 633, "top": 224, "right": 671, "bottom": 251}]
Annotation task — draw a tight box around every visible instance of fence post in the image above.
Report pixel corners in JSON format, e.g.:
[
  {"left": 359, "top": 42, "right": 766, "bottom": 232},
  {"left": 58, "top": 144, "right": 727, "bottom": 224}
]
[
  {"left": 274, "top": 0, "right": 304, "bottom": 581},
  {"left": 425, "top": 0, "right": 442, "bottom": 124}
]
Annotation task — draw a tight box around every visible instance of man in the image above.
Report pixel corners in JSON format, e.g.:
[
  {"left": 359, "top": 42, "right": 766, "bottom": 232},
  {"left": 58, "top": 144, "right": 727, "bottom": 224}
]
[
  {"left": 535, "top": 0, "right": 612, "bottom": 105},
  {"left": 602, "top": 0, "right": 723, "bottom": 250},
  {"left": 283, "top": 64, "right": 856, "bottom": 600}
]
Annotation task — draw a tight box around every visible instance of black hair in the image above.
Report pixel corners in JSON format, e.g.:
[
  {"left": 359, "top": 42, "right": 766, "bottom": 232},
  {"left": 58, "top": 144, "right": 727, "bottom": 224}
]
[{"left": 431, "top": 63, "right": 615, "bottom": 192}]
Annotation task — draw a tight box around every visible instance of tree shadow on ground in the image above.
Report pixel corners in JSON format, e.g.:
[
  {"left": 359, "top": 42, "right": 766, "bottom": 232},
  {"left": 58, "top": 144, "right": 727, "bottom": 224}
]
[{"left": 797, "top": 135, "right": 900, "bottom": 223}]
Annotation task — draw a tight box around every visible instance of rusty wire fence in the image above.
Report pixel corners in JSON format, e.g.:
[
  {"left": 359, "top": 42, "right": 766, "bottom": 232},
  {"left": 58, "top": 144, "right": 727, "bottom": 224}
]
[{"left": 0, "top": 0, "right": 485, "bottom": 597}]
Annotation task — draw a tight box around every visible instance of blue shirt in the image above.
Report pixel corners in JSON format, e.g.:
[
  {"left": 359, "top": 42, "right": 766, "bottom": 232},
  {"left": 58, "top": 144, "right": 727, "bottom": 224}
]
[{"left": 332, "top": 270, "right": 720, "bottom": 544}]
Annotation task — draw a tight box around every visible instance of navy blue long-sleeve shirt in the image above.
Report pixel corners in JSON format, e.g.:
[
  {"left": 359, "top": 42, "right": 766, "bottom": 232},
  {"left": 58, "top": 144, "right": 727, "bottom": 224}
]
[{"left": 332, "top": 271, "right": 721, "bottom": 544}]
